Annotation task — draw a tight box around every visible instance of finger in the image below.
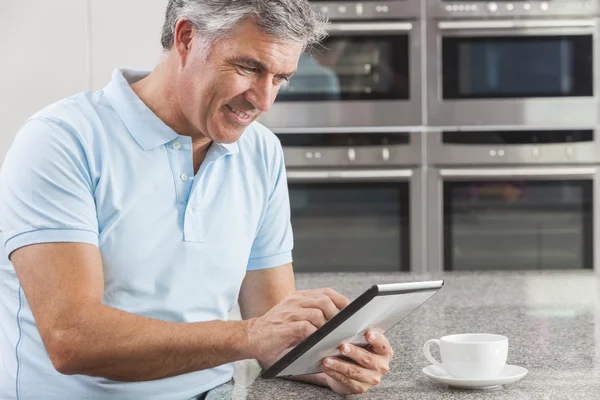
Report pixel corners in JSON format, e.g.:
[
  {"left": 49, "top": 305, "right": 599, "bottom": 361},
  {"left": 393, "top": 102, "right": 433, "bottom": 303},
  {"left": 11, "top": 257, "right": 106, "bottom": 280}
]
[
  {"left": 290, "top": 308, "right": 327, "bottom": 329},
  {"left": 289, "top": 321, "right": 318, "bottom": 346},
  {"left": 338, "top": 343, "right": 389, "bottom": 374},
  {"left": 320, "top": 288, "right": 351, "bottom": 310},
  {"left": 321, "top": 368, "right": 371, "bottom": 395},
  {"left": 301, "top": 288, "right": 350, "bottom": 311},
  {"left": 297, "top": 295, "right": 342, "bottom": 321},
  {"left": 365, "top": 331, "right": 394, "bottom": 359},
  {"left": 321, "top": 357, "right": 381, "bottom": 386}
]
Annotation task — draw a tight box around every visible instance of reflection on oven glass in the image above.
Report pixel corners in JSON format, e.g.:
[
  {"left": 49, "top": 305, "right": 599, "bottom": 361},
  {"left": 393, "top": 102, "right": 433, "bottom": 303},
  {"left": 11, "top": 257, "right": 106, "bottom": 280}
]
[
  {"left": 443, "top": 36, "right": 593, "bottom": 99},
  {"left": 289, "top": 183, "right": 410, "bottom": 272},
  {"left": 444, "top": 181, "right": 593, "bottom": 270},
  {"left": 277, "top": 35, "right": 410, "bottom": 101}
]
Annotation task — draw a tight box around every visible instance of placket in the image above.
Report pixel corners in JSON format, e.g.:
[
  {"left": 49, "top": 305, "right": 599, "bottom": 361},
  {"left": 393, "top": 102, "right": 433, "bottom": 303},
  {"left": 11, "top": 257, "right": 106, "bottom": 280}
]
[
  {"left": 169, "top": 140, "right": 230, "bottom": 243},
  {"left": 166, "top": 137, "right": 204, "bottom": 242}
]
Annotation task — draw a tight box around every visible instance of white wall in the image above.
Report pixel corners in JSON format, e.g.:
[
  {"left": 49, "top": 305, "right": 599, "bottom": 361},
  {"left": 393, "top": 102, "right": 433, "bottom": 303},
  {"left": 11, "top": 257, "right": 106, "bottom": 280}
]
[
  {"left": 0, "top": 0, "right": 169, "bottom": 164},
  {"left": 89, "top": 0, "right": 168, "bottom": 90}
]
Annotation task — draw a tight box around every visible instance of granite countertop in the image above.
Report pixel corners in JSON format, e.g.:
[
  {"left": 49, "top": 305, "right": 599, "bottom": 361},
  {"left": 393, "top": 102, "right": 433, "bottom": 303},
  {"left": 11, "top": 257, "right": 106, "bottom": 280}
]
[{"left": 228, "top": 271, "right": 600, "bottom": 399}]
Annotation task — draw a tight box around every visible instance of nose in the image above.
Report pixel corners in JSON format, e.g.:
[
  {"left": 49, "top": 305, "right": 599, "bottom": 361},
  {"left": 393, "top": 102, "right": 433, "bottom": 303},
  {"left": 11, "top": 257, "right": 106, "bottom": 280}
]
[{"left": 245, "top": 77, "right": 276, "bottom": 113}]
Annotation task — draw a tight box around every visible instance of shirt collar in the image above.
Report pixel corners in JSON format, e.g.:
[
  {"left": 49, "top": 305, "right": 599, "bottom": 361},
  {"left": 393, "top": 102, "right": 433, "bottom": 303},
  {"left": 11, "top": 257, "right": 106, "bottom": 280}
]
[
  {"left": 103, "top": 68, "right": 239, "bottom": 155},
  {"left": 218, "top": 141, "right": 239, "bottom": 154}
]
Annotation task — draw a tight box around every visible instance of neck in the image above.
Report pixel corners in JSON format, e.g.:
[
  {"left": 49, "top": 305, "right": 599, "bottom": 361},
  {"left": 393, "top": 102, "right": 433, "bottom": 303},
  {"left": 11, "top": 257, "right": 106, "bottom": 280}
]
[{"left": 130, "top": 60, "right": 210, "bottom": 146}]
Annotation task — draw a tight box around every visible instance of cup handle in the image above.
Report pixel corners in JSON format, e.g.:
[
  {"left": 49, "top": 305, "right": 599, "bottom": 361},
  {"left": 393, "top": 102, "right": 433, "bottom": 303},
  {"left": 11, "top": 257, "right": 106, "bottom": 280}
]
[{"left": 423, "top": 339, "right": 445, "bottom": 372}]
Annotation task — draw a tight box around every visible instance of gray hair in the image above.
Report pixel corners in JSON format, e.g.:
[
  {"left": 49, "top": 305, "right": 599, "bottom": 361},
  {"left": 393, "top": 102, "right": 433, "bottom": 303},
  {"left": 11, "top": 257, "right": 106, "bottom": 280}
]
[{"left": 161, "top": 0, "right": 328, "bottom": 55}]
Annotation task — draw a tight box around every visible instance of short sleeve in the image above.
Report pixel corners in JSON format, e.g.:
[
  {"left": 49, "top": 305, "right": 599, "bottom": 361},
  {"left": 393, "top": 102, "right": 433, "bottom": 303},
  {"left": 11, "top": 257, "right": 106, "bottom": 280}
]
[
  {"left": 0, "top": 117, "right": 99, "bottom": 258},
  {"left": 246, "top": 141, "right": 293, "bottom": 271}
]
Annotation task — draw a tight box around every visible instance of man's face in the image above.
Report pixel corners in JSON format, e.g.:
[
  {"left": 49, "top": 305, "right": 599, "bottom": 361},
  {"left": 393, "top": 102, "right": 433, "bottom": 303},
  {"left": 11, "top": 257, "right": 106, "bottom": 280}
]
[{"left": 176, "top": 20, "right": 303, "bottom": 144}]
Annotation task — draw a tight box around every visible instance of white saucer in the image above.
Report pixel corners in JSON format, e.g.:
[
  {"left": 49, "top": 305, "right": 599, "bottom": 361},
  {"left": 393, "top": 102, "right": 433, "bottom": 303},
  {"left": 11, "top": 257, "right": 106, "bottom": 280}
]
[{"left": 423, "top": 364, "right": 528, "bottom": 390}]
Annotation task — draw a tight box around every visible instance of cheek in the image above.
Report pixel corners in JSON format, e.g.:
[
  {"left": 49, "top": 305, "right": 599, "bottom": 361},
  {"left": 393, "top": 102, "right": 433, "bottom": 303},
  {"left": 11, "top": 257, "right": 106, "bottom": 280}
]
[{"left": 222, "top": 75, "right": 252, "bottom": 101}]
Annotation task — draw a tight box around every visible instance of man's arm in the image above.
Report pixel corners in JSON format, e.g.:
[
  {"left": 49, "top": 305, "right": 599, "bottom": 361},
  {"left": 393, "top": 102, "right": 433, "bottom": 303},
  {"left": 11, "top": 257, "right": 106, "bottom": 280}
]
[
  {"left": 238, "top": 263, "right": 296, "bottom": 322},
  {"left": 12, "top": 244, "right": 349, "bottom": 383},
  {"left": 11, "top": 242, "right": 254, "bottom": 382}
]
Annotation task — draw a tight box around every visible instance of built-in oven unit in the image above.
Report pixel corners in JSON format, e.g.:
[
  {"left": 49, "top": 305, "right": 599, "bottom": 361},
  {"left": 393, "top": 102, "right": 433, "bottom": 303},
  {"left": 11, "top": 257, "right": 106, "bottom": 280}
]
[
  {"left": 427, "top": 18, "right": 599, "bottom": 127},
  {"left": 426, "top": 129, "right": 600, "bottom": 272},
  {"left": 259, "top": 1, "right": 422, "bottom": 131},
  {"left": 278, "top": 132, "right": 425, "bottom": 273},
  {"left": 428, "top": 0, "right": 600, "bottom": 18}
]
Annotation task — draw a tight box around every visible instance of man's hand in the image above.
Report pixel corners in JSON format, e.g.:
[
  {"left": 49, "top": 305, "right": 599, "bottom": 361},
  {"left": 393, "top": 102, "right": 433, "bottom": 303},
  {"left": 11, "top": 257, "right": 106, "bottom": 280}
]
[
  {"left": 245, "top": 288, "right": 350, "bottom": 367},
  {"left": 320, "top": 330, "right": 394, "bottom": 395}
]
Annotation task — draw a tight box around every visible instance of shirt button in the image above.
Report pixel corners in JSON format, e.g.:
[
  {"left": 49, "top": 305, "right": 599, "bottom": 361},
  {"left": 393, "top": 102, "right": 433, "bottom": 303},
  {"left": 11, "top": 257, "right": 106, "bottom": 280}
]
[
  {"left": 172, "top": 141, "right": 181, "bottom": 150},
  {"left": 186, "top": 206, "right": 193, "bottom": 214},
  {"left": 180, "top": 173, "right": 189, "bottom": 182}
]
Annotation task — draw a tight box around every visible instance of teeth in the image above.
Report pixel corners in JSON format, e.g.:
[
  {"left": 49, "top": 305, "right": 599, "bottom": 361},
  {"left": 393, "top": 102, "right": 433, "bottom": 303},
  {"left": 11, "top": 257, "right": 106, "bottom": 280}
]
[{"left": 228, "top": 105, "right": 250, "bottom": 119}]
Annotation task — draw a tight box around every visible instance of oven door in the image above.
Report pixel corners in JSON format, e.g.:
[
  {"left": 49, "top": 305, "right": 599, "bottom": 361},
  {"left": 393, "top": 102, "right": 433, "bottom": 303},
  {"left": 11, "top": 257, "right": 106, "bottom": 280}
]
[
  {"left": 286, "top": 169, "right": 425, "bottom": 272},
  {"left": 427, "top": 19, "right": 599, "bottom": 127},
  {"left": 427, "top": 167, "right": 599, "bottom": 271},
  {"left": 260, "top": 21, "right": 422, "bottom": 131}
]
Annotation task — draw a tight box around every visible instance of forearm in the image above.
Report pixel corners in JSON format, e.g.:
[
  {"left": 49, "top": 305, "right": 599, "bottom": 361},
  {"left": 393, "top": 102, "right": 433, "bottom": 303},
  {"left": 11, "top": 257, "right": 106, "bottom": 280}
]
[{"left": 49, "top": 303, "right": 253, "bottom": 382}]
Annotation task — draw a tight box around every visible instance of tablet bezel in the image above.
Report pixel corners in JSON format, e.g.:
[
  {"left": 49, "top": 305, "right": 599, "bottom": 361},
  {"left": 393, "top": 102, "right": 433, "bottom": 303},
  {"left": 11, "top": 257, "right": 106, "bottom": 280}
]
[{"left": 261, "top": 280, "right": 444, "bottom": 379}]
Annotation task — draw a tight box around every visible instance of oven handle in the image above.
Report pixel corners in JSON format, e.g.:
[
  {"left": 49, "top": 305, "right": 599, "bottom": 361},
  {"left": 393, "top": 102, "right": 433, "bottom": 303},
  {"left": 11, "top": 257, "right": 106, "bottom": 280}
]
[
  {"left": 287, "top": 169, "right": 413, "bottom": 182},
  {"left": 438, "top": 19, "right": 597, "bottom": 30},
  {"left": 440, "top": 167, "right": 598, "bottom": 180},
  {"left": 328, "top": 22, "right": 414, "bottom": 34}
]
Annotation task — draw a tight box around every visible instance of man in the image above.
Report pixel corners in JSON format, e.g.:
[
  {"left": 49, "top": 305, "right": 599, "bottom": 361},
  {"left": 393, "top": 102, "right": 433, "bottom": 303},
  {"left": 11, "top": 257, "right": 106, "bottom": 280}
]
[{"left": 0, "top": 1, "right": 393, "bottom": 398}]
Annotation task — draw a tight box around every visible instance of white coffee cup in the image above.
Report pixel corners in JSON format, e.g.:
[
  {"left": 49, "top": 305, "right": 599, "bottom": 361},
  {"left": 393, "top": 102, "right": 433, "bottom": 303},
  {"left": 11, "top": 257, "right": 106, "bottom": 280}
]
[{"left": 423, "top": 333, "right": 508, "bottom": 379}]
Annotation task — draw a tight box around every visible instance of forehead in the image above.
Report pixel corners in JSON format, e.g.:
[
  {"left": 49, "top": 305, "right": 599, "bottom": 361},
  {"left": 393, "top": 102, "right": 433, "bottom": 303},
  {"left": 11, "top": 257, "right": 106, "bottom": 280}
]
[{"left": 215, "top": 20, "right": 304, "bottom": 69}]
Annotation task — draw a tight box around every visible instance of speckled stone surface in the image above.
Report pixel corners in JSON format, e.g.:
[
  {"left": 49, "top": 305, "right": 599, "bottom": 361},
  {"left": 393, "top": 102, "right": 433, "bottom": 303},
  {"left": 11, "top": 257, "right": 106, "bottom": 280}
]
[{"left": 228, "top": 271, "right": 600, "bottom": 399}]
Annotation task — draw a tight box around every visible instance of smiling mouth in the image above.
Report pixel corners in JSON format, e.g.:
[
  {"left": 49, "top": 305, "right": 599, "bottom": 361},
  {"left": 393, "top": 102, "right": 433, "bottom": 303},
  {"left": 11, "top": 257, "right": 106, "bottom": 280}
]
[{"left": 226, "top": 104, "right": 253, "bottom": 123}]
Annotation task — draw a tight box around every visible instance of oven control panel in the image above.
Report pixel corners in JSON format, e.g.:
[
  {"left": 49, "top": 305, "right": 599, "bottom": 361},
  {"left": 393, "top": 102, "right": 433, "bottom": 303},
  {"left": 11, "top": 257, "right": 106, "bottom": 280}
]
[
  {"left": 428, "top": 130, "right": 597, "bottom": 165},
  {"left": 276, "top": 132, "right": 423, "bottom": 167},
  {"left": 310, "top": 1, "right": 420, "bottom": 20},
  {"left": 430, "top": 0, "right": 598, "bottom": 17}
]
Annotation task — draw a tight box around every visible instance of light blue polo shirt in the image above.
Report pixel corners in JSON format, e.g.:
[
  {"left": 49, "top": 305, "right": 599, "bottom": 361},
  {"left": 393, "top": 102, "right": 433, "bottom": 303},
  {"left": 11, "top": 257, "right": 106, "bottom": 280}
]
[{"left": 0, "top": 68, "right": 293, "bottom": 400}]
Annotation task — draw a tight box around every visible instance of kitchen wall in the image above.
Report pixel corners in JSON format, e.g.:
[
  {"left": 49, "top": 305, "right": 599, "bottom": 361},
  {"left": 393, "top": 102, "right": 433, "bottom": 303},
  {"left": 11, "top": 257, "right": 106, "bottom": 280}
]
[{"left": 0, "top": 0, "right": 169, "bottom": 164}]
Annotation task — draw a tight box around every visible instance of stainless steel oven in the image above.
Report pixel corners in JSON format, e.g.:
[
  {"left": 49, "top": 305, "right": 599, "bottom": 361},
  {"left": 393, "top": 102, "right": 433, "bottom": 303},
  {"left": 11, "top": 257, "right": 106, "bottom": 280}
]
[
  {"left": 278, "top": 132, "right": 425, "bottom": 272},
  {"left": 428, "top": 0, "right": 600, "bottom": 18},
  {"left": 259, "top": 2, "right": 422, "bottom": 131},
  {"left": 426, "top": 129, "right": 600, "bottom": 272},
  {"left": 426, "top": 19, "right": 599, "bottom": 127}
]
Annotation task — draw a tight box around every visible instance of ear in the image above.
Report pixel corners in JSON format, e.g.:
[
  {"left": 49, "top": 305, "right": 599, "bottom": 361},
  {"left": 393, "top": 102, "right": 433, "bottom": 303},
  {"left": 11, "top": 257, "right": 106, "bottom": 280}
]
[{"left": 173, "top": 19, "right": 196, "bottom": 66}]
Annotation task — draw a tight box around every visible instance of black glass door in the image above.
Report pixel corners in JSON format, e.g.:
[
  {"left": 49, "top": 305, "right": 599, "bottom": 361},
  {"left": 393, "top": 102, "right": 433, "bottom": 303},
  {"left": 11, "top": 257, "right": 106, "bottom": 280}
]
[
  {"left": 277, "top": 34, "right": 410, "bottom": 101},
  {"left": 289, "top": 182, "right": 410, "bottom": 272},
  {"left": 442, "top": 35, "right": 593, "bottom": 99},
  {"left": 444, "top": 180, "right": 593, "bottom": 270}
]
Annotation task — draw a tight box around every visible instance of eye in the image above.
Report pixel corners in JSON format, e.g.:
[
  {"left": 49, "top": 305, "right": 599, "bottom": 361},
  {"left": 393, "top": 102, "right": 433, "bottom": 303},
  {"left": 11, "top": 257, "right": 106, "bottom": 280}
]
[
  {"left": 274, "top": 76, "right": 290, "bottom": 85},
  {"left": 239, "top": 65, "right": 257, "bottom": 74}
]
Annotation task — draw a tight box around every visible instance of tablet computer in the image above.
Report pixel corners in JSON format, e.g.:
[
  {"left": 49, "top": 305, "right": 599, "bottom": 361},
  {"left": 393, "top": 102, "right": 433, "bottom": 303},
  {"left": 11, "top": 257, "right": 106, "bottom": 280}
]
[{"left": 261, "top": 280, "right": 444, "bottom": 379}]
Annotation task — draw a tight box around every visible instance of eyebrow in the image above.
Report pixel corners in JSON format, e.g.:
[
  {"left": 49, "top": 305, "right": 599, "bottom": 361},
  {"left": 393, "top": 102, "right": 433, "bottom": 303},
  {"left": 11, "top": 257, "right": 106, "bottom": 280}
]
[{"left": 229, "top": 56, "right": 296, "bottom": 79}]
